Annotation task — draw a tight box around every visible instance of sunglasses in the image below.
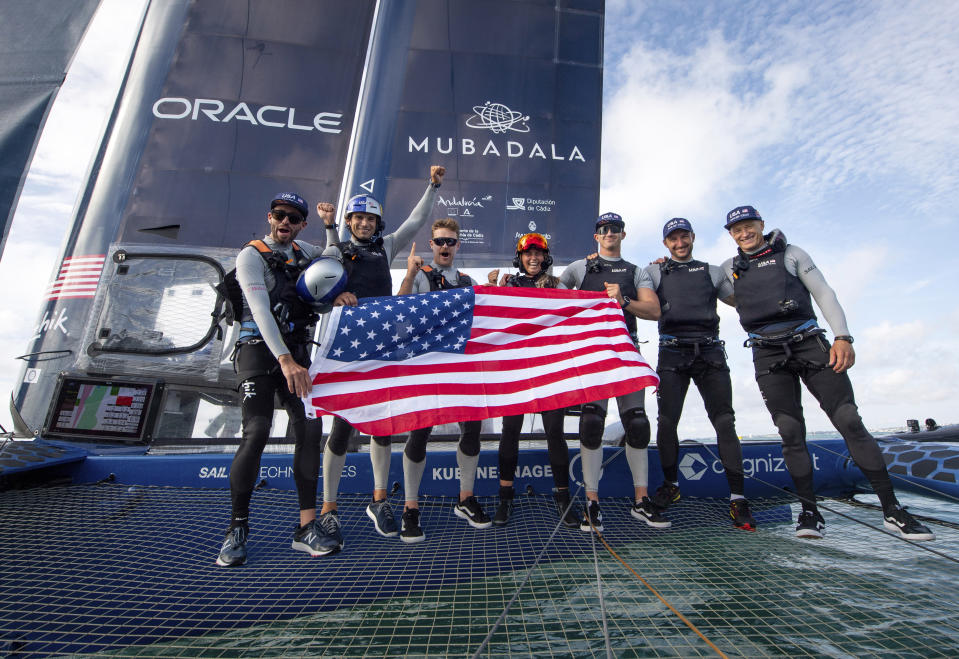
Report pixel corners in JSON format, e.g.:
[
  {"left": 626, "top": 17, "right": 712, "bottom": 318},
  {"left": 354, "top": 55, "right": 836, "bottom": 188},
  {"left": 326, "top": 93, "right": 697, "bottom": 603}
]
[
  {"left": 596, "top": 225, "right": 623, "bottom": 235},
  {"left": 431, "top": 237, "right": 458, "bottom": 247},
  {"left": 270, "top": 209, "right": 305, "bottom": 225}
]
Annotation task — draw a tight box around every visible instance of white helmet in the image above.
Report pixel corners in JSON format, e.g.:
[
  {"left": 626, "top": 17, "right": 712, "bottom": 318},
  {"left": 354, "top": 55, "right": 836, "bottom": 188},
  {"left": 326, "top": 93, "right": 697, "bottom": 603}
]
[{"left": 296, "top": 257, "right": 348, "bottom": 306}]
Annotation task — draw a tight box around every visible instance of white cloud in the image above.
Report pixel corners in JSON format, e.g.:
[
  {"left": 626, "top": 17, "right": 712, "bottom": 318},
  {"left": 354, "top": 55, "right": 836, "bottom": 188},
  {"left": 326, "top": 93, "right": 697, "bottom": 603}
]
[{"left": 0, "top": 0, "right": 146, "bottom": 431}]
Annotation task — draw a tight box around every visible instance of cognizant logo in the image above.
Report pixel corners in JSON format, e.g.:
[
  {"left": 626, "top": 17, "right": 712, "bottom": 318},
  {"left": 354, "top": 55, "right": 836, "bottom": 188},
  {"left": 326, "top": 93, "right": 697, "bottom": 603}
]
[
  {"left": 680, "top": 451, "right": 821, "bottom": 481},
  {"left": 152, "top": 98, "right": 343, "bottom": 133}
]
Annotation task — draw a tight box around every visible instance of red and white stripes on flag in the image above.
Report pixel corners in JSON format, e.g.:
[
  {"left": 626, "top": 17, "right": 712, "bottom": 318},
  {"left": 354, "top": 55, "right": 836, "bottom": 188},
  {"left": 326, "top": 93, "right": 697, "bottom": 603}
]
[
  {"left": 44, "top": 254, "right": 105, "bottom": 300},
  {"left": 305, "top": 285, "right": 658, "bottom": 436}
]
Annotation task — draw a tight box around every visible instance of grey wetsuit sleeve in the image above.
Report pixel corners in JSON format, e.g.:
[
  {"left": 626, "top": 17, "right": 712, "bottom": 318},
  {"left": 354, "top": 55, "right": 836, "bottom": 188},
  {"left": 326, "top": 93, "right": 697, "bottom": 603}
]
[
  {"left": 383, "top": 183, "right": 440, "bottom": 263},
  {"left": 411, "top": 270, "right": 431, "bottom": 294},
  {"left": 710, "top": 264, "right": 734, "bottom": 299},
  {"left": 559, "top": 258, "right": 587, "bottom": 289},
  {"left": 235, "top": 246, "right": 290, "bottom": 359},
  {"left": 785, "top": 245, "right": 850, "bottom": 336},
  {"left": 634, "top": 264, "right": 654, "bottom": 291},
  {"left": 644, "top": 264, "right": 661, "bottom": 290},
  {"left": 719, "top": 258, "right": 735, "bottom": 288}
]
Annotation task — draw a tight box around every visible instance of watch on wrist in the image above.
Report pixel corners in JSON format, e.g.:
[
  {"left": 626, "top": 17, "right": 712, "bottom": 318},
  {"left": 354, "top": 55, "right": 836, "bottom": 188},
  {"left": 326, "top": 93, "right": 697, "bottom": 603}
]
[
  {"left": 834, "top": 335, "right": 854, "bottom": 344},
  {"left": 621, "top": 296, "right": 632, "bottom": 309},
  {"left": 430, "top": 180, "right": 441, "bottom": 188}
]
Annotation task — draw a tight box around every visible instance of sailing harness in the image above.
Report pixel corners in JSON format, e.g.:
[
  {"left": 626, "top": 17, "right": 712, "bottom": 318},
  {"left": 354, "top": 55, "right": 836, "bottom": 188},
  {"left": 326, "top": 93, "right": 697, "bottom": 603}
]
[
  {"left": 421, "top": 265, "right": 474, "bottom": 291},
  {"left": 213, "top": 240, "right": 320, "bottom": 370}
]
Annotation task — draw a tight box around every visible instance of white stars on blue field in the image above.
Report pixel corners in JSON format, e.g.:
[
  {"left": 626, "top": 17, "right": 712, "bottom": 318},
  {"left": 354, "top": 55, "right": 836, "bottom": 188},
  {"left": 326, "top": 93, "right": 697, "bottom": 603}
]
[{"left": 327, "top": 289, "right": 474, "bottom": 362}]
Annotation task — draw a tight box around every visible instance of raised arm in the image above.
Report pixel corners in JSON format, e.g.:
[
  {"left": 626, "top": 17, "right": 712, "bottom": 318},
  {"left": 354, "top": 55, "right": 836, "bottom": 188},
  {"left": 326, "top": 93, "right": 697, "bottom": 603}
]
[{"left": 384, "top": 165, "right": 446, "bottom": 262}]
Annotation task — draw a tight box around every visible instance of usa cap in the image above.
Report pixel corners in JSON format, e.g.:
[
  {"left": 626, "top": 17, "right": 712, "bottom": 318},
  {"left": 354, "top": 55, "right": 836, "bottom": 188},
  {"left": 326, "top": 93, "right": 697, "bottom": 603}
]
[
  {"left": 271, "top": 192, "right": 309, "bottom": 219},
  {"left": 724, "top": 205, "right": 761, "bottom": 229},
  {"left": 663, "top": 217, "right": 693, "bottom": 238},
  {"left": 595, "top": 212, "right": 625, "bottom": 231}
]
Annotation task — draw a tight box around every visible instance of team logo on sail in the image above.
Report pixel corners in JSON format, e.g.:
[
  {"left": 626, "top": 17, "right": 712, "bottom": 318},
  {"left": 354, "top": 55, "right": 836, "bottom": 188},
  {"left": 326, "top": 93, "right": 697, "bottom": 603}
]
[
  {"left": 465, "top": 101, "right": 530, "bottom": 134},
  {"left": 407, "top": 100, "right": 587, "bottom": 162}
]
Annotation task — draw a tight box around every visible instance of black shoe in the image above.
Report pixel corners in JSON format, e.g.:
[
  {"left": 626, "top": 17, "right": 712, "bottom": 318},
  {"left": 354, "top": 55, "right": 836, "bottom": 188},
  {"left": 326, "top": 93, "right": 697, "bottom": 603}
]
[
  {"left": 216, "top": 525, "right": 248, "bottom": 567},
  {"left": 651, "top": 482, "right": 681, "bottom": 511},
  {"left": 884, "top": 506, "right": 935, "bottom": 541},
  {"left": 292, "top": 519, "right": 340, "bottom": 556},
  {"left": 631, "top": 497, "right": 671, "bottom": 528},
  {"left": 730, "top": 499, "right": 757, "bottom": 531},
  {"left": 367, "top": 499, "right": 399, "bottom": 537},
  {"left": 553, "top": 489, "right": 581, "bottom": 528},
  {"left": 400, "top": 508, "right": 426, "bottom": 544},
  {"left": 795, "top": 510, "right": 825, "bottom": 539},
  {"left": 454, "top": 495, "right": 492, "bottom": 529},
  {"left": 493, "top": 487, "right": 514, "bottom": 527},
  {"left": 580, "top": 500, "right": 603, "bottom": 532}
]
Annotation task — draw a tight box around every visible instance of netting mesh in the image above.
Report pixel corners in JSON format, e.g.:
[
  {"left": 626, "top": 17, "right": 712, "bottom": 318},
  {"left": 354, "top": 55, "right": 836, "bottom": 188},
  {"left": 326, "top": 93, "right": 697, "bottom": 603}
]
[{"left": 2, "top": 484, "right": 957, "bottom": 657}]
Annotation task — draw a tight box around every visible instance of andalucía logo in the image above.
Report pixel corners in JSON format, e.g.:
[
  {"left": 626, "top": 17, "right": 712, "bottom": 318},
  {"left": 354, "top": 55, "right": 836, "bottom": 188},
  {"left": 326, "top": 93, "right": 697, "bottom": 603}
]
[{"left": 408, "top": 100, "right": 587, "bottom": 163}]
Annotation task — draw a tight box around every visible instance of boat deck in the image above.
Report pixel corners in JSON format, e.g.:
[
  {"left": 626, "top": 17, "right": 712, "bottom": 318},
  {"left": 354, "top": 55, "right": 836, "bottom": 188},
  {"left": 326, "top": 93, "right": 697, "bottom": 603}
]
[{"left": 2, "top": 484, "right": 958, "bottom": 657}]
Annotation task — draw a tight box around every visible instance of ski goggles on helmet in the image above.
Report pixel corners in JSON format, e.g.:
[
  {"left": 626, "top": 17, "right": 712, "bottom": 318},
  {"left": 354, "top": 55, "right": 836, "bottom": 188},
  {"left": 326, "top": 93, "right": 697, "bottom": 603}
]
[
  {"left": 431, "top": 237, "right": 458, "bottom": 247},
  {"left": 270, "top": 208, "right": 305, "bottom": 225},
  {"left": 516, "top": 232, "right": 549, "bottom": 253}
]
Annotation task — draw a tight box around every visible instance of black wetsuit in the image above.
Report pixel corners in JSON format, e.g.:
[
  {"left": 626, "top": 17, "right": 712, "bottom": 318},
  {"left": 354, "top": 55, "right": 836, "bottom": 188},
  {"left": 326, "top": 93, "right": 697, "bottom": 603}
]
[
  {"left": 722, "top": 238, "right": 898, "bottom": 512},
  {"left": 647, "top": 259, "right": 744, "bottom": 495},
  {"left": 229, "top": 238, "right": 323, "bottom": 528}
]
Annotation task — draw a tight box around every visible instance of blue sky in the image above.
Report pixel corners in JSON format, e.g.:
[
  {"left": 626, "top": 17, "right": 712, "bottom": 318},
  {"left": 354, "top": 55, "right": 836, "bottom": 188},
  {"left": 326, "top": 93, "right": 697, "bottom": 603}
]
[{"left": 1, "top": 0, "right": 957, "bottom": 437}]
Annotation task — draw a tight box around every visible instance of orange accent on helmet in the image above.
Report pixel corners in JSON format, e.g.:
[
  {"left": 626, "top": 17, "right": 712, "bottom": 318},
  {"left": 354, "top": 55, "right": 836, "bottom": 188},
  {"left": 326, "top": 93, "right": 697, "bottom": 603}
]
[{"left": 516, "top": 232, "right": 549, "bottom": 253}]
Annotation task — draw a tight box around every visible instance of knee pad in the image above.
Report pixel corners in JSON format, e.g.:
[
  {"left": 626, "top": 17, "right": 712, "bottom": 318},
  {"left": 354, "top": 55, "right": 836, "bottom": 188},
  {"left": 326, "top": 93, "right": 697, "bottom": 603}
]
[
  {"left": 772, "top": 412, "right": 805, "bottom": 446},
  {"left": 711, "top": 412, "right": 736, "bottom": 436},
  {"left": 831, "top": 403, "right": 867, "bottom": 436},
  {"left": 623, "top": 408, "right": 650, "bottom": 449},
  {"left": 459, "top": 435, "right": 480, "bottom": 457},
  {"left": 579, "top": 404, "right": 606, "bottom": 450},
  {"left": 404, "top": 438, "right": 427, "bottom": 463},
  {"left": 372, "top": 435, "right": 392, "bottom": 447},
  {"left": 657, "top": 413, "right": 678, "bottom": 435},
  {"left": 326, "top": 420, "right": 352, "bottom": 456}
]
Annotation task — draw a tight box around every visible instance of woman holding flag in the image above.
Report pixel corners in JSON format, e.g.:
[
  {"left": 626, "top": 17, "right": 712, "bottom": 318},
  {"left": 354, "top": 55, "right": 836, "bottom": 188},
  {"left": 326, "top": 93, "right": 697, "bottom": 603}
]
[{"left": 487, "top": 233, "right": 580, "bottom": 527}]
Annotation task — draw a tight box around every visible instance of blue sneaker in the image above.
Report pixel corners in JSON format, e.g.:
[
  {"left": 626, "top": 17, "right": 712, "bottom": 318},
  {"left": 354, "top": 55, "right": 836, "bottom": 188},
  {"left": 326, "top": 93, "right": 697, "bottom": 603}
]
[
  {"left": 292, "top": 518, "right": 341, "bottom": 556},
  {"left": 216, "top": 526, "right": 248, "bottom": 567},
  {"left": 317, "top": 510, "right": 344, "bottom": 551},
  {"left": 367, "top": 499, "right": 399, "bottom": 537}
]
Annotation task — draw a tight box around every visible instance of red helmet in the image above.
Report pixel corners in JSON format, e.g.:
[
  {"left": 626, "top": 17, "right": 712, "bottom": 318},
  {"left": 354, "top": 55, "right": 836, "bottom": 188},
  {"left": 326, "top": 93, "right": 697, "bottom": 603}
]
[
  {"left": 514, "top": 233, "right": 553, "bottom": 271},
  {"left": 516, "top": 232, "right": 549, "bottom": 253}
]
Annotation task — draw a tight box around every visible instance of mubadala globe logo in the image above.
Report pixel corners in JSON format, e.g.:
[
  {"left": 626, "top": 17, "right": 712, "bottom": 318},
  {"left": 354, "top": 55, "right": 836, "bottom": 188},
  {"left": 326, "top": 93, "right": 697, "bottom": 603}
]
[{"left": 679, "top": 453, "right": 708, "bottom": 481}]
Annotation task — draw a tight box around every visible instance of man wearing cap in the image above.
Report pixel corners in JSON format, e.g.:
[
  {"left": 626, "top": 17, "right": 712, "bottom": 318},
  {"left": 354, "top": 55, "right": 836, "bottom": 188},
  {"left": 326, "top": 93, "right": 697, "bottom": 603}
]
[
  {"left": 645, "top": 218, "right": 754, "bottom": 530},
  {"left": 559, "top": 212, "right": 668, "bottom": 532},
  {"left": 721, "top": 205, "right": 934, "bottom": 541},
  {"left": 316, "top": 165, "right": 446, "bottom": 547},
  {"left": 216, "top": 194, "right": 338, "bottom": 566}
]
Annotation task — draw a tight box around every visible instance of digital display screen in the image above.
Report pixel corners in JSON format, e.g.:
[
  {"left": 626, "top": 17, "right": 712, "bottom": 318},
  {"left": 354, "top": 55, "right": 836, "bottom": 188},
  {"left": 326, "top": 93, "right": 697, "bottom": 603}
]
[{"left": 47, "top": 377, "right": 157, "bottom": 441}]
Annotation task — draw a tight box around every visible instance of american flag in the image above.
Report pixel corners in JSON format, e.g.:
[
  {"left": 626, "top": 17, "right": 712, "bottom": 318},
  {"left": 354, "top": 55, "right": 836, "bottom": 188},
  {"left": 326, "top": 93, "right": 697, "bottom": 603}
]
[
  {"left": 44, "top": 254, "right": 105, "bottom": 300},
  {"left": 305, "top": 285, "right": 658, "bottom": 436}
]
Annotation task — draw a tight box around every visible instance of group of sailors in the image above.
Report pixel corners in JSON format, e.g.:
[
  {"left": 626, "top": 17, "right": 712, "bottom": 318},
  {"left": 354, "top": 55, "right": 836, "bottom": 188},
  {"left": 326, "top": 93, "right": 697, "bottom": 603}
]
[{"left": 216, "top": 164, "right": 934, "bottom": 568}]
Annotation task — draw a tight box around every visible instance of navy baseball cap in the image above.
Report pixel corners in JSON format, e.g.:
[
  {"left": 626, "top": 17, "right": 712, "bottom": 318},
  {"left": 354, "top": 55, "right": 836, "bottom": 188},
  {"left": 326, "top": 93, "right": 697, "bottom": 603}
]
[
  {"left": 724, "top": 205, "right": 761, "bottom": 229},
  {"left": 271, "top": 192, "right": 309, "bottom": 219},
  {"left": 595, "top": 212, "right": 625, "bottom": 231},
  {"left": 663, "top": 217, "right": 693, "bottom": 238}
]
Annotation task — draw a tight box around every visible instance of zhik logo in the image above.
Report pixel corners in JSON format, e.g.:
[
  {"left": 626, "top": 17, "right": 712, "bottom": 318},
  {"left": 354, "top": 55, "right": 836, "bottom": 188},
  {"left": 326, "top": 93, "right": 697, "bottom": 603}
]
[{"left": 679, "top": 453, "right": 708, "bottom": 481}]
